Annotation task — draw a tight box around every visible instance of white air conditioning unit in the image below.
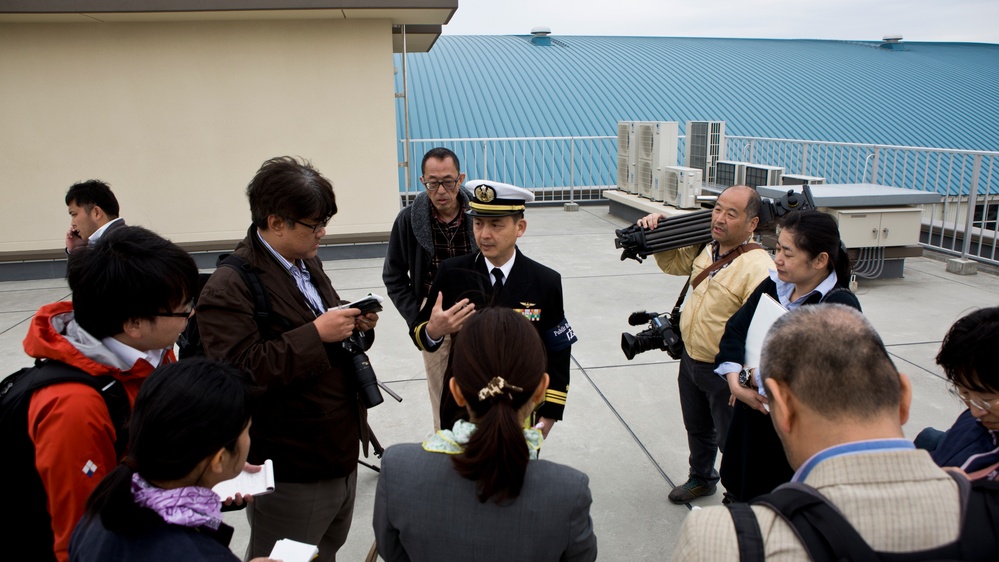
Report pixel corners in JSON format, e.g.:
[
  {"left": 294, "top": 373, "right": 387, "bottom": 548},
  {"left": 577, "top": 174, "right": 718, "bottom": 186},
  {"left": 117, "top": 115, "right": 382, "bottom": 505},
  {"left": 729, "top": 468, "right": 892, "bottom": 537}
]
[
  {"left": 715, "top": 160, "right": 746, "bottom": 187},
  {"left": 616, "top": 121, "right": 638, "bottom": 193},
  {"left": 659, "top": 166, "right": 703, "bottom": 209},
  {"left": 636, "top": 121, "right": 679, "bottom": 200},
  {"left": 744, "top": 164, "right": 783, "bottom": 188},
  {"left": 685, "top": 121, "right": 726, "bottom": 184},
  {"left": 781, "top": 174, "right": 826, "bottom": 186}
]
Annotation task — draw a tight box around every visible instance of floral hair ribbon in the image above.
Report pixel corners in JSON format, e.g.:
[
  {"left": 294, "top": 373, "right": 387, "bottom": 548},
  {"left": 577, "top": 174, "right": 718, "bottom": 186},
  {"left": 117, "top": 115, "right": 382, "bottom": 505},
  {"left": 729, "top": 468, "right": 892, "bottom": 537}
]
[{"left": 477, "top": 376, "right": 523, "bottom": 401}]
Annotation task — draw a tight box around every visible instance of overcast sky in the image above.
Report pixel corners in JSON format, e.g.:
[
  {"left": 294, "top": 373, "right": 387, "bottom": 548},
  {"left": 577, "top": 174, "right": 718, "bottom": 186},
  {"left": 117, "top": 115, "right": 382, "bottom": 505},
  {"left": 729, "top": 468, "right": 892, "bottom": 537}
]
[{"left": 442, "top": 0, "right": 999, "bottom": 44}]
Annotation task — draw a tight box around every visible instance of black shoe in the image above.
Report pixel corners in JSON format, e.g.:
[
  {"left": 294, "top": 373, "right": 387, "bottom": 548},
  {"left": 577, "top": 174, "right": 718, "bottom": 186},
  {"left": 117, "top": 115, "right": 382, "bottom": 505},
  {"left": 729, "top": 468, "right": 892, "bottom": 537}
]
[{"left": 668, "top": 478, "right": 717, "bottom": 504}]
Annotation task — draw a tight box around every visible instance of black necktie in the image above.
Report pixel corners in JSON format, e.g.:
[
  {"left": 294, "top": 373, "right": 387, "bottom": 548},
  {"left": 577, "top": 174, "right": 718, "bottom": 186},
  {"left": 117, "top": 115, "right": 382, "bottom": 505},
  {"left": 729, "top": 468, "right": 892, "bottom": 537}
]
[{"left": 491, "top": 268, "right": 504, "bottom": 295}]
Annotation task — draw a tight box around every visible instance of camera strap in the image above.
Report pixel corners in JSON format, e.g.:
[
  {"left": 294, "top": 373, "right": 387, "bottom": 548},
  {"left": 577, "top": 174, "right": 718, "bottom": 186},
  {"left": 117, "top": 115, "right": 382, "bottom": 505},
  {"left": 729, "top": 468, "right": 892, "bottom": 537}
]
[
  {"left": 671, "top": 278, "right": 690, "bottom": 320},
  {"left": 691, "top": 243, "right": 765, "bottom": 289}
]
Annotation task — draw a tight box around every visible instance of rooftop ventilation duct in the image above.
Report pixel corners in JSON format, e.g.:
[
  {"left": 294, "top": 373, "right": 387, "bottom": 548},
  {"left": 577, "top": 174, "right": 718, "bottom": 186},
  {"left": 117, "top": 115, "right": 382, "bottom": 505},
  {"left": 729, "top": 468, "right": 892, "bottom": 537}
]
[
  {"left": 880, "top": 34, "right": 905, "bottom": 50},
  {"left": 531, "top": 26, "right": 552, "bottom": 46}
]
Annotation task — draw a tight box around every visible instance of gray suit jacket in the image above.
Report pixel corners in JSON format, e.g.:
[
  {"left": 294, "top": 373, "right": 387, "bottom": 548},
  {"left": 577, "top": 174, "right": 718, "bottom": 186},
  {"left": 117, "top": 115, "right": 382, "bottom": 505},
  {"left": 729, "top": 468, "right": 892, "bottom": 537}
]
[
  {"left": 373, "top": 443, "right": 597, "bottom": 562},
  {"left": 671, "top": 449, "right": 962, "bottom": 561}
]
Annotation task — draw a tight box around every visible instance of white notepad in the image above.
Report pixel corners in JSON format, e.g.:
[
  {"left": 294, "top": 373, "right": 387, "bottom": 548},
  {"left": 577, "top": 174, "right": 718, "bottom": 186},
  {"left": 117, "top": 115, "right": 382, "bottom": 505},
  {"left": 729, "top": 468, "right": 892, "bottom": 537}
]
[
  {"left": 212, "top": 459, "right": 275, "bottom": 500},
  {"left": 744, "top": 293, "right": 787, "bottom": 393},
  {"left": 270, "top": 538, "right": 319, "bottom": 562}
]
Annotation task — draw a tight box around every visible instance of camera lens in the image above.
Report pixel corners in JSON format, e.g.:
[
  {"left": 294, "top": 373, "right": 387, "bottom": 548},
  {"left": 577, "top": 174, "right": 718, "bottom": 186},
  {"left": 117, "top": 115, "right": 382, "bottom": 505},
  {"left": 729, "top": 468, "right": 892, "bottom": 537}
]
[
  {"left": 351, "top": 352, "right": 384, "bottom": 409},
  {"left": 621, "top": 330, "right": 662, "bottom": 361}
]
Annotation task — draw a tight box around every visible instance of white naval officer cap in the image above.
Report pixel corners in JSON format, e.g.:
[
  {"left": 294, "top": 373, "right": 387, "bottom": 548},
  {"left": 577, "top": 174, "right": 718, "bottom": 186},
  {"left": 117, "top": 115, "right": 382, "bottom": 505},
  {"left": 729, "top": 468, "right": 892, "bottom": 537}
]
[{"left": 465, "top": 179, "right": 535, "bottom": 217}]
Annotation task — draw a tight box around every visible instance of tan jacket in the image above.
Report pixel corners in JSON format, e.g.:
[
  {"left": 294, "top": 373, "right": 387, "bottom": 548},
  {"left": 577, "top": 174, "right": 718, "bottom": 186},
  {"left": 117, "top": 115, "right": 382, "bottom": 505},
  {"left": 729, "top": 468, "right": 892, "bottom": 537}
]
[
  {"left": 655, "top": 243, "right": 772, "bottom": 363},
  {"left": 670, "top": 449, "right": 962, "bottom": 561}
]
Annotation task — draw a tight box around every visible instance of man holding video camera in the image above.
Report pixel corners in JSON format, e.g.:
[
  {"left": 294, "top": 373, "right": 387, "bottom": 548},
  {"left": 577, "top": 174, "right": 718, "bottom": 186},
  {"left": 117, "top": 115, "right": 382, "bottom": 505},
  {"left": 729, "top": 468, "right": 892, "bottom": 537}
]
[
  {"left": 197, "top": 156, "right": 378, "bottom": 561},
  {"left": 637, "top": 185, "right": 772, "bottom": 504}
]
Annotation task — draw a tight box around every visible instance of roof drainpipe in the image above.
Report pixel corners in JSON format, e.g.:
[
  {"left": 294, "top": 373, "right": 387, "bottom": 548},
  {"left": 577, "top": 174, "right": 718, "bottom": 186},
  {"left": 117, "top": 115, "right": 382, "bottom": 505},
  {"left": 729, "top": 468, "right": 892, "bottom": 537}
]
[
  {"left": 531, "top": 26, "right": 552, "bottom": 46},
  {"left": 880, "top": 34, "right": 904, "bottom": 50}
]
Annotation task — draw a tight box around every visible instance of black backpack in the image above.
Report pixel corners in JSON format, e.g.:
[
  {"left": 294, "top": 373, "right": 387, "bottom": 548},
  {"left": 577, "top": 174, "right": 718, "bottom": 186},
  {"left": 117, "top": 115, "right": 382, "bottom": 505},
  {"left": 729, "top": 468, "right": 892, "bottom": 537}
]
[
  {"left": 178, "top": 254, "right": 274, "bottom": 359},
  {"left": 728, "top": 475, "right": 999, "bottom": 561},
  {"left": 0, "top": 359, "right": 130, "bottom": 562}
]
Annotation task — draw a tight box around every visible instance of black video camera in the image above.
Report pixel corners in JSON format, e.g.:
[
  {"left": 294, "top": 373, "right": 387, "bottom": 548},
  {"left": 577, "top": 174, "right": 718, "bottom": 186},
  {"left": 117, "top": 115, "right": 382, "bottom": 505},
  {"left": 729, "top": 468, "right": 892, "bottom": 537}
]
[
  {"left": 621, "top": 310, "right": 684, "bottom": 360},
  {"left": 342, "top": 333, "right": 384, "bottom": 409}
]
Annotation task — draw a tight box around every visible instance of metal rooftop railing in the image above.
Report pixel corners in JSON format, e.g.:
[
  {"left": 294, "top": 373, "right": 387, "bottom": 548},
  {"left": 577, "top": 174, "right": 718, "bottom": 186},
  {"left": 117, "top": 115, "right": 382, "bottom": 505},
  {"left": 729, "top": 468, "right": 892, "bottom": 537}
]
[{"left": 399, "top": 135, "right": 999, "bottom": 265}]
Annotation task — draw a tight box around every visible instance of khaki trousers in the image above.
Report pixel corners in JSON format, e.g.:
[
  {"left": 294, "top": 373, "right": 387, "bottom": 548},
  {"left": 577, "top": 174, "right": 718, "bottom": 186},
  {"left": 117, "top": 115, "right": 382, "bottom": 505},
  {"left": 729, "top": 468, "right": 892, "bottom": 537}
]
[{"left": 422, "top": 334, "right": 452, "bottom": 431}]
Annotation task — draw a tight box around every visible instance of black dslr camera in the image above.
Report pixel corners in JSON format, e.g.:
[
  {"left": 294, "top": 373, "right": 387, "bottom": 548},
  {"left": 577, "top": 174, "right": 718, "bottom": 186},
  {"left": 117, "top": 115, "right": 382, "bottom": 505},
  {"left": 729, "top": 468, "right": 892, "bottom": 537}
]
[
  {"left": 342, "top": 333, "right": 384, "bottom": 409},
  {"left": 621, "top": 310, "right": 683, "bottom": 360}
]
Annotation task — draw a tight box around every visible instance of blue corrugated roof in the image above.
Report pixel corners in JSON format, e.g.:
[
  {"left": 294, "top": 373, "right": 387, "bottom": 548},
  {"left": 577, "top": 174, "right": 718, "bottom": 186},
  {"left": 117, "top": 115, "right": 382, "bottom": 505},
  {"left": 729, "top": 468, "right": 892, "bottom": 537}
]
[{"left": 395, "top": 36, "right": 999, "bottom": 149}]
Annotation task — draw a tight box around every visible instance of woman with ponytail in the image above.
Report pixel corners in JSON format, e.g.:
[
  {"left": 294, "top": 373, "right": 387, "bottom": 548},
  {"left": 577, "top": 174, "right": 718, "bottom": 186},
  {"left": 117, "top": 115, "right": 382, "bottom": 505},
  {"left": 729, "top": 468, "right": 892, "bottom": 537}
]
[
  {"left": 70, "top": 358, "right": 274, "bottom": 561},
  {"left": 715, "top": 209, "right": 862, "bottom": 502},
  {"left": 373, "top": 307, "right": 597, "bottom": 562}
]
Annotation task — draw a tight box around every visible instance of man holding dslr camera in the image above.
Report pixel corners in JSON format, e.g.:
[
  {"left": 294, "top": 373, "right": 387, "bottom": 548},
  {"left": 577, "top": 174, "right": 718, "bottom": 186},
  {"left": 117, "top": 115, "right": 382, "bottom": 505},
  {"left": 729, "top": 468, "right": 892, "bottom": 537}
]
[
  {"left": 198, "top": 156, "right": 378, "bottom": 561},
  {"left": 637, "top": 185, "right": 772, "bottom": 504}
]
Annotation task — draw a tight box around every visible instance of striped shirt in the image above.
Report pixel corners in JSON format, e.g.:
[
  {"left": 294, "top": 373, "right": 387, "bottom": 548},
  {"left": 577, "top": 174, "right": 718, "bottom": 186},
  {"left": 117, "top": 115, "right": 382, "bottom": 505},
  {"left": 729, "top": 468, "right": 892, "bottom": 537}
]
[{"left": 256, "top": 230, "right": 326, "bottom": 316}]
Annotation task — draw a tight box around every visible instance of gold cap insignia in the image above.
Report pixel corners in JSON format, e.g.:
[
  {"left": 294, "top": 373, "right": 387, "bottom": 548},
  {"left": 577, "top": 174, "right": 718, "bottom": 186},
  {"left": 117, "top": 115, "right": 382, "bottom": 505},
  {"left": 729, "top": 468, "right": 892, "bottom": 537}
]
[{"left": 474, "top": 184, "right": 496, "bottom": 203}]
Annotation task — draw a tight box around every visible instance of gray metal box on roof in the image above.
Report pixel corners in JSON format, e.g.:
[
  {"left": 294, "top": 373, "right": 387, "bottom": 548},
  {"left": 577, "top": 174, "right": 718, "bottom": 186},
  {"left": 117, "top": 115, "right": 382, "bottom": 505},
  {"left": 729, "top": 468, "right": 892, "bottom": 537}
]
[{"left": 756, "top": 183, "right": 942, "bottom": 207}]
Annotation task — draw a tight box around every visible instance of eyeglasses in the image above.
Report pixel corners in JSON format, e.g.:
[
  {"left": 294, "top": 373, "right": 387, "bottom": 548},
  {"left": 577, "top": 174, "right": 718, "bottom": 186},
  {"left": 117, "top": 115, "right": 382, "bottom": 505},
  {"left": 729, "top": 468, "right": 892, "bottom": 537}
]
[
  {"left": 154, "top": 305, "right": 195, "bottom": 318},
  {"left": 422, "top": 178, "right": 460, "bottom": 193},
  {"left": 951, "top": 385, "right": 999, "bottom": 412},
  {"left": 294, "top": 218, "right": 328, "bottom": 233}
]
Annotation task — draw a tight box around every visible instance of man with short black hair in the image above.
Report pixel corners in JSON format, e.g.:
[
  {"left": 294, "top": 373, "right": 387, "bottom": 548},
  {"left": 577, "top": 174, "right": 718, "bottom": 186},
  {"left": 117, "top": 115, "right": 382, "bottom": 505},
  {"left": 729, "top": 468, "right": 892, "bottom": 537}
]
[
  {"left": 64, "top": 180, "right": 124, "bottom": 253},
  {"left": 197, "top": 156, "right": 378, "bottom": 562},
  {"left": 411, "top": 180, "right": 576, "bottom": 438},
  {"left": 16, "top": 226, "right": 198, "bottom": 562},
  {"left": 638, "top": 185, "right": 772, "bottom": 503},
  {"left": 383, "top": 147, "right": 477, "bottom": 430},
  {"left": 672, "top": 304, "right": 968, "bottom": 560}
]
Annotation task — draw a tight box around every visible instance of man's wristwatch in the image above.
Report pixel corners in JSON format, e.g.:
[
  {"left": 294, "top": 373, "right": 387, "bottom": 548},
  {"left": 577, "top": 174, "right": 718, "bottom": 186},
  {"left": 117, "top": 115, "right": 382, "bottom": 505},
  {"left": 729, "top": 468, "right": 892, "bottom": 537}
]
[{"left": 738, "top": 368, "right": 755, "bottom": 389}]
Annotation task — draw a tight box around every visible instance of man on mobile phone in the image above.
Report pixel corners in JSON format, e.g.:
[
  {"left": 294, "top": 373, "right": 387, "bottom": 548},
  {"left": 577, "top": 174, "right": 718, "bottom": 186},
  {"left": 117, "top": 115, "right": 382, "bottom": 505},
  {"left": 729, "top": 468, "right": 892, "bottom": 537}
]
[{"left": 64, "top": 180, "right": 125, "bottom": 253}]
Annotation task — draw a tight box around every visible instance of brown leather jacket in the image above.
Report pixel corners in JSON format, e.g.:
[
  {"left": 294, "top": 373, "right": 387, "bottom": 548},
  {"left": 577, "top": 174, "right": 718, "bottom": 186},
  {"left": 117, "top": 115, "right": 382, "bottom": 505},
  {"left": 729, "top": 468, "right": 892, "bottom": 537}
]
[{"left": 198, "top": 226, "right": 367, "bottom": 482}]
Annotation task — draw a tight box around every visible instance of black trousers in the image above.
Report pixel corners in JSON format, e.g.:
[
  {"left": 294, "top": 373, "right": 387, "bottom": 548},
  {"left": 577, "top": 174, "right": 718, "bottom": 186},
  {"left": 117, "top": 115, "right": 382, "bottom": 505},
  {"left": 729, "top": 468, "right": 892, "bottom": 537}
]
[
  {"left": 719, "top": 400, "right": 795, "bottom": 502},
  {"left": 677, "top": 350, "right": 733, "bottom": 485}
]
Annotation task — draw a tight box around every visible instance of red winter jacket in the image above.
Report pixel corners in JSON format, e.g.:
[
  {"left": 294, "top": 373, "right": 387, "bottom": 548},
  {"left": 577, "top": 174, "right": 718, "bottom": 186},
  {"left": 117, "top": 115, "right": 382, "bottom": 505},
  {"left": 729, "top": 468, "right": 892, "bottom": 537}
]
[{"left": 22, "top": 301, "right": 172, "bottom": 562}]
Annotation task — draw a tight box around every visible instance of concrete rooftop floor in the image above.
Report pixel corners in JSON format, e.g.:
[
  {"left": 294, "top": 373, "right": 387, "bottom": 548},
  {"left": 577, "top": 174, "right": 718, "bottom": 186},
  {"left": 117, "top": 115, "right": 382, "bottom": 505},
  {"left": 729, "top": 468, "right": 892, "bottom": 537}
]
[{"left": 1, "top": 205, "right": 995, "bottom": 560}]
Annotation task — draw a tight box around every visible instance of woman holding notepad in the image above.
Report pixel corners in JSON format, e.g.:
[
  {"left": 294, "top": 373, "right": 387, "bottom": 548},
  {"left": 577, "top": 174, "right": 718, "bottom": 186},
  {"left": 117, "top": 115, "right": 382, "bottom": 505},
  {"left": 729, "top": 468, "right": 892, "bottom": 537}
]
[
  {"left": 70, "top": 359, "right": 277, "bottom": 562},
  {"left": 714, "top": 210, "right": 862, "bottom": 503}
]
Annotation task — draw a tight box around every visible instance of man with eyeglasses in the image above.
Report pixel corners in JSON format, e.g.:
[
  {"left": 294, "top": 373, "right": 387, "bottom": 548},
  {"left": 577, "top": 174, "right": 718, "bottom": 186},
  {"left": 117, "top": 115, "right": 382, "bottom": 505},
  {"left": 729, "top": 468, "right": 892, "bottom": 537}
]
[
  {"left": 383, "top": 147, "right": 477, "bottom": 430},
  {"left": 673, "top": 304, "right": 997, "bottom": 560},
  {"left": 196, "top": 156, "right": 378, "bottom": 562},
  {"left": 916, "top": 306, "right": 999, "bottom": 481},
  {"left": 14, "top": 226, "right": 199, "bottom": 562}
]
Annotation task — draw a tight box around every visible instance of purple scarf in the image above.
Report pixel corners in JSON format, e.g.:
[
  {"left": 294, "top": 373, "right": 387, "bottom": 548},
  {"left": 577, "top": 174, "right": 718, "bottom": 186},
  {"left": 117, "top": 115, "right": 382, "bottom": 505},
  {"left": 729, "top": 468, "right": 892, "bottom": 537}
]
[{"left": 131, "top": 473, "right": 223, "bottom": 530}]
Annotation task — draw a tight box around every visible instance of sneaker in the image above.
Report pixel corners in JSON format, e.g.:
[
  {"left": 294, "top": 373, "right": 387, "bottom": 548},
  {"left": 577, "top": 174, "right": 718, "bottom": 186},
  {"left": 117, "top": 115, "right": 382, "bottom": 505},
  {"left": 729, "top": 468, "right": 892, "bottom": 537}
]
[{"left": 668, "top": 478, "right": 717, "bottom": 504}]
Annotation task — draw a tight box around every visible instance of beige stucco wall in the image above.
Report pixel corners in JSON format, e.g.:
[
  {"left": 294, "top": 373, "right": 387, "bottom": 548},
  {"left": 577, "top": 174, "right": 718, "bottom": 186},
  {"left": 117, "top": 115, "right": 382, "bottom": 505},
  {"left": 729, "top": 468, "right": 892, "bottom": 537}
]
[{"left": 0, "top": 18, "right": 400, "bottom": 253}]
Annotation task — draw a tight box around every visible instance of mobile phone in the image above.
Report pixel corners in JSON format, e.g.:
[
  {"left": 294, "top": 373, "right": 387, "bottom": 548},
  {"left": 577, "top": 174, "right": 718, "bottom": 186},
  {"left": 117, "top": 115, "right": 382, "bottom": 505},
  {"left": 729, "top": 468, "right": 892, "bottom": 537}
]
[{"left": 337, "top": 293, "right": 384, "bottom": 314}]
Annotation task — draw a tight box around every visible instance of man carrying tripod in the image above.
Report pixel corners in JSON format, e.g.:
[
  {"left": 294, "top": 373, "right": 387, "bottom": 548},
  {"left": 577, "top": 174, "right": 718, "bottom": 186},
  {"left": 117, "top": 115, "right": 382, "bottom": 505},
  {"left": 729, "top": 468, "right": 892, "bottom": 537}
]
[{"left": 637, "top": 185, "right": 772, "bottom": 504}]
